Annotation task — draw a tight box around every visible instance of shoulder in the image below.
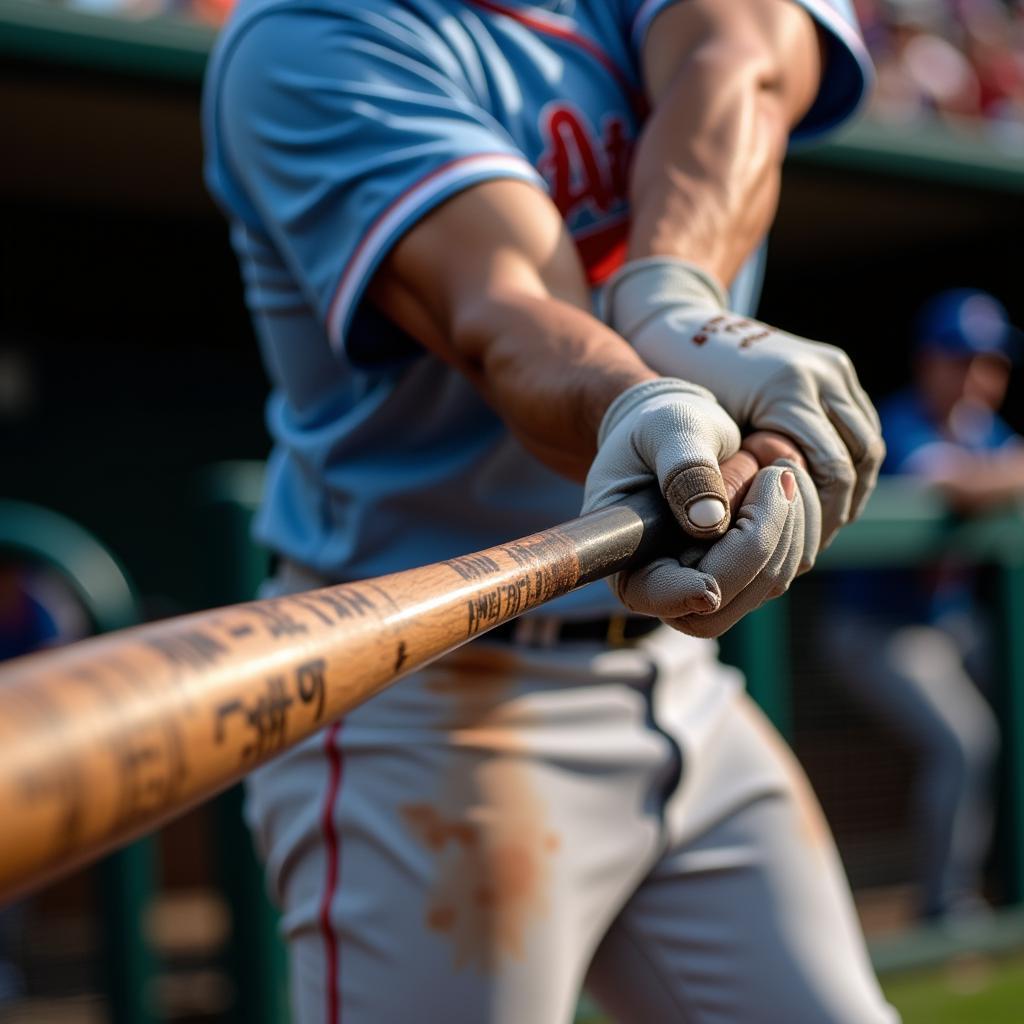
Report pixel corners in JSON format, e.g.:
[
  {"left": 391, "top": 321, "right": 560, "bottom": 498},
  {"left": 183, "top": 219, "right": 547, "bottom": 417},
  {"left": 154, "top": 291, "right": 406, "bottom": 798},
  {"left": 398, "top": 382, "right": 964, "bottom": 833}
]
[{"left": 205, "top": 0, "right": 467, "bottom": 107}]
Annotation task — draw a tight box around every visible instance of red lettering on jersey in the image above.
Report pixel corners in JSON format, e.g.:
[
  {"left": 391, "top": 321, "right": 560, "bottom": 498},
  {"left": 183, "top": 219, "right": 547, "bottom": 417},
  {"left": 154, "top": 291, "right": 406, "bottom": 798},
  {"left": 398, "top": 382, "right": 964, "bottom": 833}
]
[
  {"left": 537, "top": 104, "right": 635, "bottom": 283},
  {"left": 539, "top": 105, "right": 610, "bottom": 216},
  {"left": 603, "top": 116, "right": 630, "bottom": 200},
  {"left": 538, "top": 105, "right": 634, "bottom": 221}
]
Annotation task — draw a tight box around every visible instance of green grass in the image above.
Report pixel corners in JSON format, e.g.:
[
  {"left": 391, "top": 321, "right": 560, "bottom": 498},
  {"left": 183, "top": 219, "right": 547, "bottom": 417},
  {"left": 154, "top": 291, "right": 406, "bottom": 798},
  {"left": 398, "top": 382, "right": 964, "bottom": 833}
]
[
  {"left": 882, "top": 953, "right": 1024, "bottom": 1024},
  {"left": 574, "top": 953, "right": 1024, "bottom": 1023}
]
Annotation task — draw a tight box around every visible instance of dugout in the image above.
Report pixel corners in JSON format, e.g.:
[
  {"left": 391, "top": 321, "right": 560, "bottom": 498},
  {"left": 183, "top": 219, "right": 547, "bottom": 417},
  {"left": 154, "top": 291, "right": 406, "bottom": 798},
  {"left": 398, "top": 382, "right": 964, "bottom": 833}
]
[{"left": 2, "top": 0, "right": 1024, "bottom": 1018}]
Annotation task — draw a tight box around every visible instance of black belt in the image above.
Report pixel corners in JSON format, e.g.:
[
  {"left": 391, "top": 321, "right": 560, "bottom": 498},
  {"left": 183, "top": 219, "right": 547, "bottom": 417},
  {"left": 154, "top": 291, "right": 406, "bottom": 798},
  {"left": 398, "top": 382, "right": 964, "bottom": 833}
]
[{"left": 484, "top": 614, "right": 662, "bottom": 648}]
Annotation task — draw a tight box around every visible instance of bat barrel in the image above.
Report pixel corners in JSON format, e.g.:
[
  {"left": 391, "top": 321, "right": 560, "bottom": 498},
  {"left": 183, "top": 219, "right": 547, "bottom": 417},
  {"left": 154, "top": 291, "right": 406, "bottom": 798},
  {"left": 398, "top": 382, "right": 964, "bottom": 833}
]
[{"left": 0, "top": 490, "right": 675, "bottom": 903}]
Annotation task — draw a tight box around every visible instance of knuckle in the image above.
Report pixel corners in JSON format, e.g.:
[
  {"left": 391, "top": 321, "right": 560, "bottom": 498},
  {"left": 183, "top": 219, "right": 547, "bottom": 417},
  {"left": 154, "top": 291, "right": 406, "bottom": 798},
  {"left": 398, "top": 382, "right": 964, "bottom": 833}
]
[
  {"left": 746, "top": 529, "right": 778, "bottom": 565},
  {"left": 833, "top": 348, "right": 855, "bottom": 375},
  {"left": 827, "top": 510, "right": 849, "bottom": 534},
  {"left": 816, "top": 340, "right": 849, "bottom": 366},
  {"left": 865, "top": 435, "right": 887, "bottom": 467},
  {"left": 828, "top": 459, "right": 857, "bottom": 492},
  {"left": 783, "top": 363, "right": 816, "bottom": 391}
]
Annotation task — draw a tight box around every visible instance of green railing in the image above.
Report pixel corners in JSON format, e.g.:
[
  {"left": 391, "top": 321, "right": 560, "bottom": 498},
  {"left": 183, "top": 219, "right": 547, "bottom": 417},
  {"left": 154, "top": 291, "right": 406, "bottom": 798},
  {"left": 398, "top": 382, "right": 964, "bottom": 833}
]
[
  {"left": 731, "top": 481, "right": 1024, "bottom": 899},
  {"left": 0, "top": 501, "right": 157, "bottom": 1024},
  {"left": 0, "top": 0, "right": 214, "bottom": 81}
]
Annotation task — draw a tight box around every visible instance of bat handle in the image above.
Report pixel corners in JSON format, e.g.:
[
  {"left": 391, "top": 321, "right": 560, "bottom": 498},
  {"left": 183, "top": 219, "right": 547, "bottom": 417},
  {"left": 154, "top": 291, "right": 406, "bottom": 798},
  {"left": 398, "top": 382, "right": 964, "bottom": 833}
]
[
  {"left": 568, "top": 485, "right": 689, "bottom": 588},
  {"left": 617, "top": 486, "right": 687, "bottom": 566}
]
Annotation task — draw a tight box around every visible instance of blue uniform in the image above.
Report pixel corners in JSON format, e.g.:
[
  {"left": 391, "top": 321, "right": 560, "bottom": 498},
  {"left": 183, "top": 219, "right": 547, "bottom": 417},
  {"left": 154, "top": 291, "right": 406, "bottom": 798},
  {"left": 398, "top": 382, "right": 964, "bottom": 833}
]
[
  {"left": 881, "top": 389, "right": 1018, "bottom": 474},
  {"left": 203, "top": 0, "right": 871, "bottom": 613},
  {"left": 838, "top": 389, "right": 1019, "bottom": 623}
]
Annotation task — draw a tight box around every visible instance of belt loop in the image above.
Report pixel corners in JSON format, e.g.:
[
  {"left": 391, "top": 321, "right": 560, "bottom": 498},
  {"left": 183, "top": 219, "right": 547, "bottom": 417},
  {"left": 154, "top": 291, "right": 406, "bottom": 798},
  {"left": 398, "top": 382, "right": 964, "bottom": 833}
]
[
  {"left": 537, "top": 618, "right": 561, "bottom": 648},
  {"left": 513, "top": 617, "right": 536, "bottom": 645},
  {"left": 606, "top": 615, "right": 627, "bottom": 648},
  {"left": 512, "top": 617, "right": 562, "bottom": 648}
]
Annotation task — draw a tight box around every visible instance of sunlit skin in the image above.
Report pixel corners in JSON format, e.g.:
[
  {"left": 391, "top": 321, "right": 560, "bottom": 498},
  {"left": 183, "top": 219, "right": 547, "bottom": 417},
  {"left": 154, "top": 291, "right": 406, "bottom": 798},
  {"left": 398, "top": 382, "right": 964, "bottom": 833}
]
[{"left": 368, "top": 0, "right": 823, "bottom": 483}]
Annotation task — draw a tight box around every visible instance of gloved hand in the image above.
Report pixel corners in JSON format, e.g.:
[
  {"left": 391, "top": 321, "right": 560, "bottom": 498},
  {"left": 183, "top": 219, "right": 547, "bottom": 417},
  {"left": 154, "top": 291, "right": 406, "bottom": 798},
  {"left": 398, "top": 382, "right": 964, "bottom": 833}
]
[
  {"left": 582, "top": 379, "right": 822, "bottom": 636},
  {"left": 602, "top": 257, "right": 884, "bottom": 547}
]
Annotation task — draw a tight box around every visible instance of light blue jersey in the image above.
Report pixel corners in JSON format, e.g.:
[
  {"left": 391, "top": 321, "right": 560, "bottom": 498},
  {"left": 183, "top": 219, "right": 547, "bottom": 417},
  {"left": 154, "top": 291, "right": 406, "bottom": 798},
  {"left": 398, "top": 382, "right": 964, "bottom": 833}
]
[{"left": 202, "top": 0, "right": 872, "bottom": 614}]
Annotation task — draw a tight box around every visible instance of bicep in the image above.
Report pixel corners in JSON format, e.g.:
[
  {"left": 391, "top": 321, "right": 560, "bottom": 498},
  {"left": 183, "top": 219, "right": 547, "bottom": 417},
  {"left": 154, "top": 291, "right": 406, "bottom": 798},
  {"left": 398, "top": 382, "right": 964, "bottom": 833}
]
[{"left": 368, "top": 177, "right": 592, "bottom": 371}]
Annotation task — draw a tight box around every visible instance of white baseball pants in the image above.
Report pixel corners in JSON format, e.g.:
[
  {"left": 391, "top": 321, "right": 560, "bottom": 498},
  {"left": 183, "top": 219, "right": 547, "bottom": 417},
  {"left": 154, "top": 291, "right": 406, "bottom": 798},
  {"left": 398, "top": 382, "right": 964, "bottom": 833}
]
[{"left": 246, "top": 579, "right": 898, "bottom": 1023}]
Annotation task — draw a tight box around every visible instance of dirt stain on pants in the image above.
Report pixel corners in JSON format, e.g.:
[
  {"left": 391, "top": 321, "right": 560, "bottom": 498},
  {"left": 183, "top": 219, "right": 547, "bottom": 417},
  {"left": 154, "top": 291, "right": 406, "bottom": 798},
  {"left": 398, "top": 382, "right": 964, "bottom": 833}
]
[{"left": 400, "top": 646, "right": 561, "bottom": 972}]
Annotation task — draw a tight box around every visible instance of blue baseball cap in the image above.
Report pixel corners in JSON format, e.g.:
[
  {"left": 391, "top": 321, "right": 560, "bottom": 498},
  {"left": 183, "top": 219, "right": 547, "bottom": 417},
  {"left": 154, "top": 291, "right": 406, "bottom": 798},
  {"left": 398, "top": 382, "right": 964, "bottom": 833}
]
[{"left": 915, "top": 289, "right": 1020, "bottom": 362}]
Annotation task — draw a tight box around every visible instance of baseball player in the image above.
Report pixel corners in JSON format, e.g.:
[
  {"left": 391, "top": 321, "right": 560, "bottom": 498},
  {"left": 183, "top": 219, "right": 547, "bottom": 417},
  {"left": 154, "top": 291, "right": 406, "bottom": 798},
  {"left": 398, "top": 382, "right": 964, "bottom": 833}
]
[
  {"left": 203, "top": 0, "right": 895, "bottom": 1020},
  {"left": 829, "top": 289, "right": 1021, "bottom": 923}
]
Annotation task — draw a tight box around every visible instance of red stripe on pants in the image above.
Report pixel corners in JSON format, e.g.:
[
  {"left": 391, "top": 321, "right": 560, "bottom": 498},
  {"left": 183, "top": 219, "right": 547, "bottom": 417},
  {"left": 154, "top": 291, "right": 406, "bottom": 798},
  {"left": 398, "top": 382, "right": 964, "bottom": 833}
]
[{"left": 318, "top": 721, "right": 345, "bottom": 1024}]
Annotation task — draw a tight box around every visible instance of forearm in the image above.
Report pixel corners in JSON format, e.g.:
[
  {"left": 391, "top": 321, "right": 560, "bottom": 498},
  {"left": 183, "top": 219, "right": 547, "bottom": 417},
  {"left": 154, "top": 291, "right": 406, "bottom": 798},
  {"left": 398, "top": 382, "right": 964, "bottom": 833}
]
[
  {"left": 370, "top": 178, "right": 657, "bottom": 482},
  {"left": 630, "top": 0, "right": 822, "bottom": 284},
  {"left": 929, "top": 450, "right": 1024, "bottom": 513},
  {"left": 453, "top": 291, "right": 657, "bottom": 481}
]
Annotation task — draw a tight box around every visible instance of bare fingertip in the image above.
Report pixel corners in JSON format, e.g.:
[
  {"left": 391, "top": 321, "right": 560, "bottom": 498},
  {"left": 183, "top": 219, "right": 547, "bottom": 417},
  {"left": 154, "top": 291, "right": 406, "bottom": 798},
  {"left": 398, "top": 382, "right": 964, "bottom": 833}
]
[{"left": 780, "top": 471, "right": 797, "bottom": 502}]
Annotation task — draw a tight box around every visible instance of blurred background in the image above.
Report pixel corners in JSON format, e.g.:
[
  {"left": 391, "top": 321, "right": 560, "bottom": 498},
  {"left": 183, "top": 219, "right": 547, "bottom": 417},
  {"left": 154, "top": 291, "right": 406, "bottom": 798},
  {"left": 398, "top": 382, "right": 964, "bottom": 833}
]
[{"left": 1, "top": 0, "right": 1024, "bottom": 1020}]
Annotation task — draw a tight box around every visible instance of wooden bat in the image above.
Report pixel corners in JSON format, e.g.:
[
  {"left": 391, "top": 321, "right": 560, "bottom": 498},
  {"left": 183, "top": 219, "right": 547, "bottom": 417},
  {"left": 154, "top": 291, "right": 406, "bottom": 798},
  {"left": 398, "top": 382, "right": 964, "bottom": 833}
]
[{"left": 0, "top": 453, "right": 759, "bottom": 904}]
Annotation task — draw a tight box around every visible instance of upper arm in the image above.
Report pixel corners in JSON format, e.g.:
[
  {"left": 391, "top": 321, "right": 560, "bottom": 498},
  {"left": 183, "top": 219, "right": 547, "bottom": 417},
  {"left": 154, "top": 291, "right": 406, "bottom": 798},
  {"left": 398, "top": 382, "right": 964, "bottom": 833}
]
[
  {"left": 636, "top": 0, "right": 872, "bottom": 140},
  {"left": 367, "top": 178, "right": 593, "bottom": 373},
  {"left": 204, "top": 5, "right": 561, "bottom": 366}
]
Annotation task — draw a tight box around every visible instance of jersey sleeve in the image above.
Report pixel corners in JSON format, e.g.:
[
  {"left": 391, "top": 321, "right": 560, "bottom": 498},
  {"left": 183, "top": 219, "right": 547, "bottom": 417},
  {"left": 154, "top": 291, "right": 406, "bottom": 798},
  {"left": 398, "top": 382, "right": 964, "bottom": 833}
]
[
  {"left": 622, "top": 0, "right": 873, "bottom": 142},
  {"left": 203, "top": 4, "right": 545, "bottom": 358}
]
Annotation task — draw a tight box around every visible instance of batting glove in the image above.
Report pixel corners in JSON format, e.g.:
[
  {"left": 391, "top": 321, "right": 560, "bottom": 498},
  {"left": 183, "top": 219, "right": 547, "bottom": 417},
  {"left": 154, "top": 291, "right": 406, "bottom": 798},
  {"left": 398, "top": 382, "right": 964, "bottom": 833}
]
[
  {"left": 602, "top": 257, "right": 885, "bottom": 548},
  {"left": 582, "top": 379, "right": 820, "bottom": 636},
  {"left": 649, "top": 458, "right": 821, "bottom": 638}
]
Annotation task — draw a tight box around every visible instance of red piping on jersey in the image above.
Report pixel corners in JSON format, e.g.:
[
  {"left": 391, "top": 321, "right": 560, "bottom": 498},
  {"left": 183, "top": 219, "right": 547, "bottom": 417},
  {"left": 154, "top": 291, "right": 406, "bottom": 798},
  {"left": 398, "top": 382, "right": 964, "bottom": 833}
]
[
  {"left": 463, "top": 0, "right": 648, "bottom": 119},
  {"left": 319, "top": 720, "right": 345, "bottom": 1024}
]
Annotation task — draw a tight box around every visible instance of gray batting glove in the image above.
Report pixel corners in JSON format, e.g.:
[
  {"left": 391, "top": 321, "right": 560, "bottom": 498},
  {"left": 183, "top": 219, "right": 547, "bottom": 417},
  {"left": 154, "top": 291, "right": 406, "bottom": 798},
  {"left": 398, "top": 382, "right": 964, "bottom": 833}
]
[
  {"left": 582, "top": 378, "right": 740, "bottom": 617},
  {"left": 602, "top": 257, "right": 885, "bottom": 548},
  {"left": 627, "top": 459, "right": 822, "bottom": 638},
  {"left": 583, "top": 378, "right": 819, "bottom": 634}
]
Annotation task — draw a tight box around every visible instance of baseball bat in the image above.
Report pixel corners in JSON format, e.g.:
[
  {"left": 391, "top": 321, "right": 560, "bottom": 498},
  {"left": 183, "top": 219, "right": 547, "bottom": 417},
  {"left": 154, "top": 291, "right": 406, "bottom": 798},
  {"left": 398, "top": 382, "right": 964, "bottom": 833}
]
[{"left": 0, "top": 456, "right": 757, "bottom": 904}]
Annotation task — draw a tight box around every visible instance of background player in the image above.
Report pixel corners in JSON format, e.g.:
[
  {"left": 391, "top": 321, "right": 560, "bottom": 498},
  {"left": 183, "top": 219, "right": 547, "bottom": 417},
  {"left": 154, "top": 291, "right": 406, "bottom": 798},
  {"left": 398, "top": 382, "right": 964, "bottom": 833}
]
[
  {"left": 829, "top": 288, "right": 1022, "bottom": 924},
  {"left": 204, "top": 0, "right": 893, "bottom": 1020}
]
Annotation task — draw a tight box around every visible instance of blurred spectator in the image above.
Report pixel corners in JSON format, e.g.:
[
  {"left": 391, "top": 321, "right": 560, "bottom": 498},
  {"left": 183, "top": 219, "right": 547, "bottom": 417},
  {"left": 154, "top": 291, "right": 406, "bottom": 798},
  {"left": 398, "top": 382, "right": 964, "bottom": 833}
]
[
  {"left": 827, "top": 288, "right": 1023, "bottom": 924},
  {"left": 856, "top": 0, "right": 1024, "bottom": 142},
  {"left": 0, "top": 561, "right": 90, "bottom": 660},
  {"left": 34, "top": 0, "right": 1024, "bottom": 143}
]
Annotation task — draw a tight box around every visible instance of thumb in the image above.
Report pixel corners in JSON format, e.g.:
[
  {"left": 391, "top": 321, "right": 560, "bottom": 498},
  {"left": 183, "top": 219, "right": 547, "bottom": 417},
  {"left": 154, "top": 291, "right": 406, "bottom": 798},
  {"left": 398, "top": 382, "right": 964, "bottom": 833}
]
[{"left": 663, "top": 461, "right": 732, "bottom": 540}]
